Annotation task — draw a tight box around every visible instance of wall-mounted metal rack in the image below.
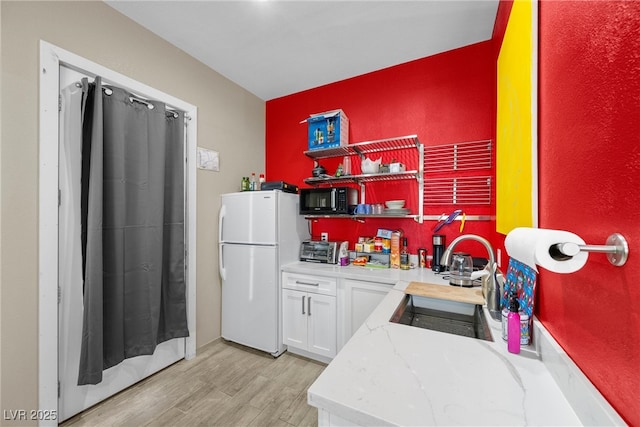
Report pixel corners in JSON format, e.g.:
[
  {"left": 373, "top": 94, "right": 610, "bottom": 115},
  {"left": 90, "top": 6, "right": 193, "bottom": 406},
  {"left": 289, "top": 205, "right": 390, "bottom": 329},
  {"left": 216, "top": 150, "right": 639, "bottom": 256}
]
[
  {"left": 424, "top": 176, "right": 493, "bottom": 205},
  {"left": 303, "top": 136, "right": 495, "bottom": 222},
  {"left": 424, "top": 139, "right": 492, "bottom": 173},
  {"left": 304, "top": 170, "right": 419, "bottom": 186},
  {"left": 302, "top": 213, "right": 423, "bottom": 222},
  {"left": 423, "top": 139, "right": 493, "bottom": 206},
  {"left": 303, "top": 135, "right": 424, "bottom": 222},
  {"left": 303, "top": 134, "right": 421, "bottom": 160},
  {"left": 422, "top": 214, "right": 492, "bottom": 221}
]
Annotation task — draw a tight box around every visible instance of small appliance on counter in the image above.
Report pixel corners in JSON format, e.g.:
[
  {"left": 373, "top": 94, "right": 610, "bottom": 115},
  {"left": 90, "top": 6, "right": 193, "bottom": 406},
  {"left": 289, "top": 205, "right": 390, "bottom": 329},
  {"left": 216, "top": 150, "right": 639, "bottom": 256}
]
[
  {"left": 299, "top": 187, "right": 358, "bottom": 215},
  {"left": 432, "top": 234, "right": 446, "bottom": 272},
  {"left": 299, "top": 240, "right": 340, "bottom": 264},
  {"left": 447, "top": 252, "right": 474, "bottom": 287},
  {"left": 260, "top": 181, "right": 299, "bottom": 193}
]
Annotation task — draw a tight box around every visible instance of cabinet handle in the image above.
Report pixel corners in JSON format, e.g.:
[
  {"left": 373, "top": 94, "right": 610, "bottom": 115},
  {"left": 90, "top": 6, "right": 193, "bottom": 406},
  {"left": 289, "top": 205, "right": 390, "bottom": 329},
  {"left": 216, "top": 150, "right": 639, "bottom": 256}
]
[
  {"left": 308, "top": 297, "right": 311, "bottom": 316},
  {"left": 302, "top": 295, "right": 306, "bottom": 315},
  {"left": 296, "top": 280, "right": 319, "bottom": 287}
]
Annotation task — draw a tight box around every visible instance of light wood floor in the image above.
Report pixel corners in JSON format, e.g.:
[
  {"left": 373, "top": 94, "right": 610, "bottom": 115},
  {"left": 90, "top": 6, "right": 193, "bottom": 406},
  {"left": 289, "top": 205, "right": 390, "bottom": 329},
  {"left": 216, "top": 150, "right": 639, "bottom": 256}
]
[{"left": 61, "top": 340, "right": 326, "bottom": 427}]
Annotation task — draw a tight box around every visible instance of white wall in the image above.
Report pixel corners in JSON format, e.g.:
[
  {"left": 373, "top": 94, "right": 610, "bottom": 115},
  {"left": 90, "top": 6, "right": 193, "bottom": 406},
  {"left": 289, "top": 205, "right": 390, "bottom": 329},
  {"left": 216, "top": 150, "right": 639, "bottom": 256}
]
[{"left": 0, "top": 1, "right": 265, "bottom": 421}]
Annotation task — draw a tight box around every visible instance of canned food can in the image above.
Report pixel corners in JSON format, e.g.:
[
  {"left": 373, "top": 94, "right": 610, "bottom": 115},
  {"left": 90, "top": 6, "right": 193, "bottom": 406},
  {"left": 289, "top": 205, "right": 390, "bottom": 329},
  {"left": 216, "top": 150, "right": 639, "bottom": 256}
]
[
  {"left": 418, "top": 248, "right": 427, "bottom": 268},
  {"left": 382, "top": 238, "right": 391, "bottom": 254}
]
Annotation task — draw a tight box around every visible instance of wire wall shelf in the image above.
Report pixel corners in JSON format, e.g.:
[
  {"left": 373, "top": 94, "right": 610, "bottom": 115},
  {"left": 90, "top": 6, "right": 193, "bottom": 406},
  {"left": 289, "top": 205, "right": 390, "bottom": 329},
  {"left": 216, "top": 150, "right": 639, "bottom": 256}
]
[
  {"left": 302, "top": 136, "right": 496, "bottom": 219},
  {"left": 304, "top": 170, "right": 419, "bottom": 185},
  {"left": 424, "top": 176, "right": 492, "bottom": 205},
  {"left": 303, "top": 134, "right": 424, "bottom": 222},
  {"left": 421, "top": 139, "right": 493, "bottom": 207},
  {"left": 304, "top": 135, "right": 420, "bottom": 160},
  {"left": 424, "top": 139, "right": 492, "bottom": 173}
]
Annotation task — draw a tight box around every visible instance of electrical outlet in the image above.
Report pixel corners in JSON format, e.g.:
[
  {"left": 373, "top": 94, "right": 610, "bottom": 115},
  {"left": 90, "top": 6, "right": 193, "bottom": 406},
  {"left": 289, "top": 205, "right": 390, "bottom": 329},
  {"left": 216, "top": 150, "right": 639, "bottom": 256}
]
[
  {"left": 497, "top": 248, "right": 502, "bottom": 268},
  {"left": 321, "top": 232, "right": 328, "bottom": 241}
]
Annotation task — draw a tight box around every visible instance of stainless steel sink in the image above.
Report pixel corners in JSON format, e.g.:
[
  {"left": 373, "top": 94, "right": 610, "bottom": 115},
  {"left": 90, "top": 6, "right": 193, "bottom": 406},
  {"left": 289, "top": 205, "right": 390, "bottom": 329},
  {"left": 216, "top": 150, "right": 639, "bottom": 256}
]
[{"left": 389, "top": 294, "right": 493, "bottom": 341}]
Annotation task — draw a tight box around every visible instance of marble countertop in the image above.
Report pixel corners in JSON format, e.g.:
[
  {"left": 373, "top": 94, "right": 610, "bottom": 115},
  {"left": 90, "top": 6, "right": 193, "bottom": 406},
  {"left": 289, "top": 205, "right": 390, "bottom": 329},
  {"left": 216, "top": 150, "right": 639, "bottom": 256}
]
[{"left": 303, "top": 265, "right": 583, "bottom": 426}]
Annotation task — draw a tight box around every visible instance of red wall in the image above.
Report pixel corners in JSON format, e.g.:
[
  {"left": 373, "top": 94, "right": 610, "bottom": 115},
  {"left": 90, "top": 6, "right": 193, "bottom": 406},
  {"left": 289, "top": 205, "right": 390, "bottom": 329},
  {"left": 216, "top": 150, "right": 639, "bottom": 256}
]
[
  {"left": 267, "top": 1, "right": 639, "bottom": 422},
  {"left": 538, "top": 1, "right": 640, "bottom": 424},
  {"left": 266, "top": 41, "right": 497, "bottom": 258}
]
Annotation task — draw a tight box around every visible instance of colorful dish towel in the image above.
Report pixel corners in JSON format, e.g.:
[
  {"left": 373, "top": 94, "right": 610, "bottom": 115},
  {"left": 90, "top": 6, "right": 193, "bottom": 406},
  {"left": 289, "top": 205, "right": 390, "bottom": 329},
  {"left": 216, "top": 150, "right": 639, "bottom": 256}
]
[{"left": 502, "top": 258, "right": 538, "bottom": 344}]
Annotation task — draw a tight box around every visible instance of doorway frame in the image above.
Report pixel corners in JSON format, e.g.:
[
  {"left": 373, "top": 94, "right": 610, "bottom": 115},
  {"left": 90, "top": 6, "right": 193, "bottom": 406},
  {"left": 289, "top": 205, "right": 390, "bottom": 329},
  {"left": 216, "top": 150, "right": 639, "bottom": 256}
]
[{"left": 38, "top": 40, "right": 197, "bottom": 425}]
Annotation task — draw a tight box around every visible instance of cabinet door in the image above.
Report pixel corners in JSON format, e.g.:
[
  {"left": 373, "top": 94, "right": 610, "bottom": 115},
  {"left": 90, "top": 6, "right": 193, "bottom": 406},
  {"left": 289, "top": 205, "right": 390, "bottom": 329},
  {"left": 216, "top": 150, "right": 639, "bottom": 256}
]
[
  {"left": 343, "top": 279, "right": 392, "bottom": 341},
  {"left": 282, "top": 289, "right": 308, "bottom": 350},
  {"left": 307, "top": 293, "right": 337, "bottom": 358}
]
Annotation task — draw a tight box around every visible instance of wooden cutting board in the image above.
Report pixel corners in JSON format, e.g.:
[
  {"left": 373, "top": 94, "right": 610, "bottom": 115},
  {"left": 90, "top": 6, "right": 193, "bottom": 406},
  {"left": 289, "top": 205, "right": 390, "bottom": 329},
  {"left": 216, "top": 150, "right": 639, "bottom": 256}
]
[{"left": 405, "top": 281, "right": 485, "bottom": 305}]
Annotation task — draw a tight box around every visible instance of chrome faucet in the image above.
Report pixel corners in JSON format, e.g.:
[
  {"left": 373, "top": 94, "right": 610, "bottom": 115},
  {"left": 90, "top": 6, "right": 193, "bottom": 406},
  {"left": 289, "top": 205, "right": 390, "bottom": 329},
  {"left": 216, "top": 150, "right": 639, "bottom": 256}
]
[{"left": 440, "top": 234, "right": 502, "bottom": 321}]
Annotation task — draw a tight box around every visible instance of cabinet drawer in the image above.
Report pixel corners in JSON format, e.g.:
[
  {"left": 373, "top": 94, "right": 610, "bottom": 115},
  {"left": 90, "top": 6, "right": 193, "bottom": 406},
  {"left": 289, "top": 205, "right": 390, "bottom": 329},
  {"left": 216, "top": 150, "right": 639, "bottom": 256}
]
[{"left": 282, "top": 272, "right": 337, "bottom": 296}]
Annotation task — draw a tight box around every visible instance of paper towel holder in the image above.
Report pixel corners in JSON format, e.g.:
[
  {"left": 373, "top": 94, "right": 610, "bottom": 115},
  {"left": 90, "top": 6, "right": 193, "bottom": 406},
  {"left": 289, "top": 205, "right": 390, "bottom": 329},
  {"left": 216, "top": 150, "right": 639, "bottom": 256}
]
[{"left": 552, "top": 233, "right": 629, "bottom": 267}]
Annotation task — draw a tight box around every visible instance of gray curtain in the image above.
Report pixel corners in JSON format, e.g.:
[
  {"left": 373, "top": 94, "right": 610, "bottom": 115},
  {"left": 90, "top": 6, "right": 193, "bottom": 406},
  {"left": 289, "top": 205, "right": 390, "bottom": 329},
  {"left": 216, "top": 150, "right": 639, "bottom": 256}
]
[{"left": 78, "top": 77, "right": 189, "bottom": 385}]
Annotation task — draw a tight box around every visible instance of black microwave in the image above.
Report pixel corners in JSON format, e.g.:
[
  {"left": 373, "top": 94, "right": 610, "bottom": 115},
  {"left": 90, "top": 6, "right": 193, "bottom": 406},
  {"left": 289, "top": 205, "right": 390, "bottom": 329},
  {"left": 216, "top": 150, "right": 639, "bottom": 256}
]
[{"left": 299, "top": 187, "right": 358, "bottom": 215}]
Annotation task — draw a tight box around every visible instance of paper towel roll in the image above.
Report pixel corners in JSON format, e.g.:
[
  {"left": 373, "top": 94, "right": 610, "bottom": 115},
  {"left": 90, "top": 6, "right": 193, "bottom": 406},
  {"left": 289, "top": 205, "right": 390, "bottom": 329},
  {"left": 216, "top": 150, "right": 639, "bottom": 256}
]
[{"left": 505, "top": 227, "right": 589, "bottom": 273}]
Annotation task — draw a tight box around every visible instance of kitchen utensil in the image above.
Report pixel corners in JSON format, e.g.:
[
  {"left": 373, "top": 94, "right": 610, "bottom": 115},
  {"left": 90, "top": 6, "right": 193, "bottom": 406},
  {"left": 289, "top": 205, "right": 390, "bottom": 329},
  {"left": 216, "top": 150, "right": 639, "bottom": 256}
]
[
  {"left": 448, "top": 252, "right": 474, "bottom": 287},
  {"left": 432, "top": 209, "right": 462, "bottom": 232},
  {"left": 385, "top": 200, "right": 405, "bottom": 209}
]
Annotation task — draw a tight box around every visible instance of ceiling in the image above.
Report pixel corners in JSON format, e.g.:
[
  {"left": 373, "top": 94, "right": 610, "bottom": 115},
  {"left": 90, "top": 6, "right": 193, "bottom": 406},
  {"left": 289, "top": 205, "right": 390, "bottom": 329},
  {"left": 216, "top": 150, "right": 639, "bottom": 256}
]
[{"left": 105, "top": 1, "right": 500, "bottom": 101}]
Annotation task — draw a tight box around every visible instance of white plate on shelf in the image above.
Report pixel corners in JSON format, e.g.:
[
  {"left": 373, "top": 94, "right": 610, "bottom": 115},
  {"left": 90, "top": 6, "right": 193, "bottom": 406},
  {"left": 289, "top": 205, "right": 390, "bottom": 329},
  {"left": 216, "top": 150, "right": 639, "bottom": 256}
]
[
  {"left": 383, "top": 208, "right": 410, "bottom": 215},
  {"left": 385, "top": 199, "right": 405, "bottom": 209}
]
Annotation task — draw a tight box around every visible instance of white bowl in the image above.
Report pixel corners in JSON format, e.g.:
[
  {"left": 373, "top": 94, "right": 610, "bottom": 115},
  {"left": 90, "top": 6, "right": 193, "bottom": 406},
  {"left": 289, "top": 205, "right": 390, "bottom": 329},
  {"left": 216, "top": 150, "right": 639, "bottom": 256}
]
[{"left": 385, "top": 200, "right": 405, "bottom": 209}]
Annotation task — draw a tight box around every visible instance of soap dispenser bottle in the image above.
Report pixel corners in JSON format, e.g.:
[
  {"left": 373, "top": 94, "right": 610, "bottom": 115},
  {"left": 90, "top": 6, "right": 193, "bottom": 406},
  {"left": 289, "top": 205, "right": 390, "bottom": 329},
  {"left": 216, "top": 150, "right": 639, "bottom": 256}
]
[{"left": 507, "top": 293, "right": 521, "bottom": 354}]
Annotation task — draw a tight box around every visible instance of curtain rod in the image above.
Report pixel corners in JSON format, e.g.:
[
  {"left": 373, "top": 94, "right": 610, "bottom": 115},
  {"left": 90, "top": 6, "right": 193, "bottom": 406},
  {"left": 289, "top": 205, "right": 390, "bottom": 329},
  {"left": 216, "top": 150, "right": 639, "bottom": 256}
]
[{"left": 74, "top": 79, "right": 190, "bottom": 120}]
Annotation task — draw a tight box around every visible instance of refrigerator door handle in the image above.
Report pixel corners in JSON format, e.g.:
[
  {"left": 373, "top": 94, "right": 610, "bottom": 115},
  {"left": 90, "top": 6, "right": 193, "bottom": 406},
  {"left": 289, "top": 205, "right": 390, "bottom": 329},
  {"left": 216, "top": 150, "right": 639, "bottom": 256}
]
[
  {"left": 302, "top": 295, "right": 306, "bottom": 315},
  {"left": 308, "top": 296, "right": 311, "bottom": 316},
  {"left": 218, "top": 204, "right": 226, "bottom": 242},
  {"left": 219, "top": 244, "right": 226, "bottom": 281}
]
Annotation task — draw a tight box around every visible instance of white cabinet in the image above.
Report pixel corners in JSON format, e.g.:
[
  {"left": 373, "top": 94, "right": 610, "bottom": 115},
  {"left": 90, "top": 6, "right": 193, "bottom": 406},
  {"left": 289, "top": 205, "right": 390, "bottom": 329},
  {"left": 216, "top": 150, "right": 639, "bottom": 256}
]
[
  {"left": 282, "top": 273, "right": 337, "bottom": 361},
  {"left": 282, "top": 289, "right": 308, "bottom": 349},
  {"left": 338, "top": 279, "right": 394, "bottom": 350}
]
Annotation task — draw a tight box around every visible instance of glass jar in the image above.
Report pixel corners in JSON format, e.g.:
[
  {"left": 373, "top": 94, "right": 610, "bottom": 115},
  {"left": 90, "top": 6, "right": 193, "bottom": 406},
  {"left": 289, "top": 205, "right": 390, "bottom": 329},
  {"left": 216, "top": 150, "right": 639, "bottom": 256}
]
[
  {"left": 343, "top": 156, "right": 351, "bottom": 175},
  {"left": 374, "top": 237, "right": 383, "bottom": 252}
]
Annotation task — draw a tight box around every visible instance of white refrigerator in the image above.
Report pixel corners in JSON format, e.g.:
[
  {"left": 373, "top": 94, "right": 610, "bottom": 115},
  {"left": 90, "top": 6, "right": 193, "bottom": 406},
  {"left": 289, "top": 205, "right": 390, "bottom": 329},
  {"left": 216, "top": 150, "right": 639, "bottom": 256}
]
[{"left": 219, "top": 190, "right": 309, "bottom": 356}]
